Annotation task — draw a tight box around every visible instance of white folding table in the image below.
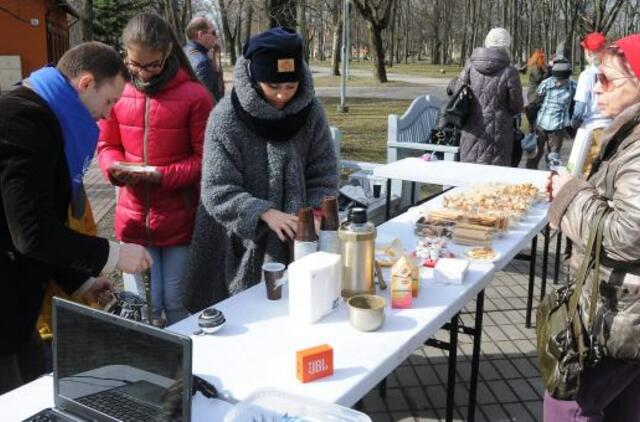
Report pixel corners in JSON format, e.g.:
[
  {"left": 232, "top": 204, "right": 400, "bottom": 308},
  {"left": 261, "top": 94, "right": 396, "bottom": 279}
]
[
  {"left": 0, "top": 186, "right": 548, "bottom": 422},
  {"left": 166, "top": 187, "right": 548, "bottom": 422},
  {"left": 374, "top": 157, "right": 557, "bottom": 327}
]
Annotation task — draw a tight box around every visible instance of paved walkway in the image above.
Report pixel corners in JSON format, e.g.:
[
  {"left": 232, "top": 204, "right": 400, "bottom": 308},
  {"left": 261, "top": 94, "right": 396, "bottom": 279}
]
[
  {"left": 311, "top": 65, "right": 450, "bottom": 100},
  {"left": 84, "top": 74, "right": 571, "bottom": 420},
  {"left": 85, "top": 159, "right": 115, "bottom": 223}
]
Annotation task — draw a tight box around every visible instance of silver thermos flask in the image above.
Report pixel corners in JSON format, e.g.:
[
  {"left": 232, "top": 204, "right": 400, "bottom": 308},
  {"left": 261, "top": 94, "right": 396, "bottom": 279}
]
[{"left": 338, "top": 208, "right": 376, "bottom": 298}]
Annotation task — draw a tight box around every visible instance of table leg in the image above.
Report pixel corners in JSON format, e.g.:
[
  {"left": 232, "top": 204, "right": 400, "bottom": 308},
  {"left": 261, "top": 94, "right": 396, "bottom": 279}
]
[
  {"left": 467, "top": 291, "right": 485, "bottom": 422},
  {"left": 385, "top": 178, "right": 392, "bottom": 221},
  {"left": 445, "top": 313, "right": 459, "bottom": 422},
  {"left": 540, "top": 225, "right": 550, "bottom": 302},
  {"left": 377, "top": 377, "right": 387, "bottom": 398},
  {"left": 525, "top": 235, "right": 538, "bottom": 328},
  {"left": 410, "top": 181, "right": 416, "bottom": 205},
  {"left": 553, "top": 231, "right": 562, "bottom": 285}
]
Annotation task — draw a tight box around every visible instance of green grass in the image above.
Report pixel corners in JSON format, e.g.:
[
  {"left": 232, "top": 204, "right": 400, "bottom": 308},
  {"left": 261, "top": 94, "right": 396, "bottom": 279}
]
[
  {"left": 320, "top": 97, "right": 411, "bottom": 163},
  {"left": 312, "top": 74, "right": 422, "bottom": 87}
]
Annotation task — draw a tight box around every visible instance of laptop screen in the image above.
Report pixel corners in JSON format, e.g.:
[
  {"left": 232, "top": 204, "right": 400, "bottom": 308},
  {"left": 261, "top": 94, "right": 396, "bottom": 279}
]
[{"left": 52, "top": 298, "right": 192, "bottom": 422}]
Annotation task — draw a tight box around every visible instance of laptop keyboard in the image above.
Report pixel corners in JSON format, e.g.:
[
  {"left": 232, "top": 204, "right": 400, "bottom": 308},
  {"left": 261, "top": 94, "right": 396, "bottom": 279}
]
[{"left": 77, "top": 389, "right": 162, "bottom": 422}]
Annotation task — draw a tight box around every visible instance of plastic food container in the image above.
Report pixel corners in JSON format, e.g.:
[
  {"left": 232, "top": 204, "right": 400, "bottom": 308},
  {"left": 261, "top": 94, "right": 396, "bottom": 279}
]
[
  {"left": 224, "top": 388, "right": 371, "bottom": 421},
  {"left": 414, "top": 217, "right": 455, "bottom": 239}
]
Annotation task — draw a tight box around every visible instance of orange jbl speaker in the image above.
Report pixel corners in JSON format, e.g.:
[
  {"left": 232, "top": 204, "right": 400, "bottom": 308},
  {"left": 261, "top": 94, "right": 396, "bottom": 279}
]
[{"left": 296, "top": 344, "right": 334, "bottom": 383}]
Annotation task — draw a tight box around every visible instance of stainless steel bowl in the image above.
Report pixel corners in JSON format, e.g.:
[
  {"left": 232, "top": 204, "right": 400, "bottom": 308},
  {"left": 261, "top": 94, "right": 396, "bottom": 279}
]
[{"left": 347, "top": 294, "right": 386, "bottom": 332}]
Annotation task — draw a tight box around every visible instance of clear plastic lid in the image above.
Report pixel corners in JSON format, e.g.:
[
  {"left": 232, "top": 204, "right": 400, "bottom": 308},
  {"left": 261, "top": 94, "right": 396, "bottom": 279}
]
[{"left": 224, "top": 388, "right": 371, "bottom": 422}]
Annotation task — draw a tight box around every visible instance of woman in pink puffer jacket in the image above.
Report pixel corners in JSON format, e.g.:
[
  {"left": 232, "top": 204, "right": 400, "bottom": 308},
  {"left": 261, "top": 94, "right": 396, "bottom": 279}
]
[{"left": 98, "top": 13, "right": 212, "bottom": 325}]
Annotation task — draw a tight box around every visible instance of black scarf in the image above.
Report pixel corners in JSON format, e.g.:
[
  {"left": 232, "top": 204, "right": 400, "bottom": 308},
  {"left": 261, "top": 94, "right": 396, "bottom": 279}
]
[
  {"left": 231, "top": 88, "right": 313, "bottom": 142},
  {"left": 131, "top": 55, "right": 180, "bottom": 95}
]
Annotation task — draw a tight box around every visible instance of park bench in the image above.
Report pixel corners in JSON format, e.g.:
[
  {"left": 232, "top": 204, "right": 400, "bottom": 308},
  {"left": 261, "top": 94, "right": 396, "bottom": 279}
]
[{"left": 387, "top": 94, "right": 459, "bottom": 208}]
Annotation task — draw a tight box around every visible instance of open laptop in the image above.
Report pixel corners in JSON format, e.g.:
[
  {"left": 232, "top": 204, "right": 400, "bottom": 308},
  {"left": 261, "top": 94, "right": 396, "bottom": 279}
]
[{"left": 24, "top": 298, "right": 192, "bottom": 422}]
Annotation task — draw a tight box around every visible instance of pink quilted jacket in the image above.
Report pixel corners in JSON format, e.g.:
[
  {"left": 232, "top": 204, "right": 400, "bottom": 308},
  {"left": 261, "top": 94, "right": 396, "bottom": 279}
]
[{"left": 97, "top": 68, "right": 213, "bottom": 247}]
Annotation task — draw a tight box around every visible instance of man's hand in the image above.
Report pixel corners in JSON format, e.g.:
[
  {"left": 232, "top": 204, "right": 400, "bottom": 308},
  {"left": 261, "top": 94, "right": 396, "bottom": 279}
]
[
  {"left": 81, "top": 277, "right": 114, "bottom": 306},
  {"left": 117, "top": 243, "right": 153, "bottom": 273},
  {"left": 260, "top": 209, "right": 298, "bottom": 242}
]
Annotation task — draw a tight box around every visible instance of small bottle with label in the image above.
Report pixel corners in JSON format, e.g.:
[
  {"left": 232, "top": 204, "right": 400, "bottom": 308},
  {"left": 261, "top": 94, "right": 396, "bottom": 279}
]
[
  {"left": 318, "top": 196, "right": 340, "bottom": 255},
  {"left": 294, "top": 207, "right": 318, "bottom": 261}
]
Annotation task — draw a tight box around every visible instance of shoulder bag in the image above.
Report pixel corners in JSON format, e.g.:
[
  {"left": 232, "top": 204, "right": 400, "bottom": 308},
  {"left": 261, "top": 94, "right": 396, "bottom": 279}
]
[
  {"left": 536, "top": 207, "right": 605, "bottom": 400},
  {"left": 437, "top": 66, "right": 474, "bottom": 130}
]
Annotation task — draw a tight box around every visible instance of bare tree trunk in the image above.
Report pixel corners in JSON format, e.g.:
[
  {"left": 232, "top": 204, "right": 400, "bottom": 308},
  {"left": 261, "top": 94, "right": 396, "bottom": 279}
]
[
  {"left": 351, "top": 0, "right": 395, "bottom": 82},
  {"left": 219, "top": 0, "right": 238, "bottom": 65},
  {"left": 354, "top": 10, "right": 360, "bottom": 61},
  {"left": 368, "top": 21, "right": 387, "bottom": 81},
  {"left": 331, "top": 0, "right": 342, "bottom": 76},
  {"left": 162, "top": 0, "right": 191, "bottom": 45},
  {"left": 81, "top": 0, "right": 93, "bottom": 42},
  {"left": 297, "top": 0, "right": 310, "bottom": 61},
  {"left": 243, "top": 1, "right": 253, "bottom": 48},
  {"left": 388, "top": 0, "right": 397, "bottom": 67}
]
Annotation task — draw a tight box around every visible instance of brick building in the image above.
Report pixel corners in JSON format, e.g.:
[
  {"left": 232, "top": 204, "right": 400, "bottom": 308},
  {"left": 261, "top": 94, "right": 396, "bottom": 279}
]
[{"left": 0, "top": 0, "right": 79, "bottom": 89}]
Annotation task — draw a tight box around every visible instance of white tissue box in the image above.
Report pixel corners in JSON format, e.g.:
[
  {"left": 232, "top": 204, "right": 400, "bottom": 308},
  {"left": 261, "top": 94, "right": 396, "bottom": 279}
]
[
  {"left": 288, "top": 251, "right": 341, "bottom": 324},
  {"left": 434, "top": 258, "right": 469, "bottom": 284}
]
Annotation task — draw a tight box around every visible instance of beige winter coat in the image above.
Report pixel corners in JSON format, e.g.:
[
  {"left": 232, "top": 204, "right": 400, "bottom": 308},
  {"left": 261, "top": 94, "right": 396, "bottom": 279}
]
[{"left": 549, "top": 102, "right": 640, "bottom": 361}]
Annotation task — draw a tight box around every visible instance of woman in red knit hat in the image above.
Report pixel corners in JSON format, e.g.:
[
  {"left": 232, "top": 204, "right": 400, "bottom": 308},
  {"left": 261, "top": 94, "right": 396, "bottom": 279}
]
[{"left": 544, "top": 33, "right": 640, "bottom": 421}]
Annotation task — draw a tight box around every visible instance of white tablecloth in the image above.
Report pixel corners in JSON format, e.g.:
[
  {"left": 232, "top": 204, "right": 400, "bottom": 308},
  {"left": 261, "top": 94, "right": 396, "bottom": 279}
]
[
  {"left": 373, "top": 157, "right": 550, "bottom": 188},
  {"left": 0, "top": 183, "right": 549, "bottom": 419},
  {"left": 167, "top": 188, "right": 547, "bottom": 407}
]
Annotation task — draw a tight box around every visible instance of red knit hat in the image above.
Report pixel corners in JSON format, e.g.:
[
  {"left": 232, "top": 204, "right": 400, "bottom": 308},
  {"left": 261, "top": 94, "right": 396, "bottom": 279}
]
[
  {"left": 580, "top": 32, "right": 606, "bottom": 52},
  {"left": 615, "top": 34, "right": 640, "bottom": 80}
]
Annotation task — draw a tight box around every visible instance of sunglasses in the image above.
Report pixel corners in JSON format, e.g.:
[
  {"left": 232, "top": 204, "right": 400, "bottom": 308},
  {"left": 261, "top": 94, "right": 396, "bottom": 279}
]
[
  {"left": 596, "top": 73, "right": 633, "bottom": 91},
  {"left": 125, "top": 54, "right": 166, "bottom": 72}
]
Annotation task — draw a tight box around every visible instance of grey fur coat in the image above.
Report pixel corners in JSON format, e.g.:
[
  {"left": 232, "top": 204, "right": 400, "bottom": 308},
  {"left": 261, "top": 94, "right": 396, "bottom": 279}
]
[
  {"left": 455, "top": 47, "right": 523, "bottom": 165},
  {"left": 183, "top": 56, "right": 338, "bottom": 312}
]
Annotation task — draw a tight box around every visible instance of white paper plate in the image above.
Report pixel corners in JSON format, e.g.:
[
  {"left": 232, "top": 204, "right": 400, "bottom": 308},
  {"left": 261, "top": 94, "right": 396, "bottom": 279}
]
[
  {"left": 464, "top": 248, "right": 501, "bottom": 264},
  {"left": 113, "top": 163, "right": 157, "bottom": 173}
]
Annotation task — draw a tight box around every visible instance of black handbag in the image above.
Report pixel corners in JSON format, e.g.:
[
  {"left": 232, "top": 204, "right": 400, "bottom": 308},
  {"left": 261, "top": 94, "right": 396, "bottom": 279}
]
[
  {"left": 437, "top": 67, "right": 474, "bottom": 130},
  {"left": 536, "top": 208, "right": 605, "bottom": 400},
  {"left": 428, "top": 127, "right": 460, "bottom": 147}
]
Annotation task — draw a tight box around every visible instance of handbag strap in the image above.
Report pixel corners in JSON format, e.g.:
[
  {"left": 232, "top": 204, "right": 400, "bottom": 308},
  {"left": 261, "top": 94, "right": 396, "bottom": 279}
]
[
  {"left": 464, "top": 65, "right": 472, "bottom": 86},
  {"left": 568, "top": 207, "right": 606, "bottom": 320},
  {"left": 587, "top": 213, "right": 605, "bottom": 327}
]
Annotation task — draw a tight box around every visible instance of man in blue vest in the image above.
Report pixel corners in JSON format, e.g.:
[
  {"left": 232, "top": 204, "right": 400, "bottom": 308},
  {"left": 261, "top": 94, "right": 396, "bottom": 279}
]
[{"left": 184, "top": 16, "right": 223, "bottom": 102}]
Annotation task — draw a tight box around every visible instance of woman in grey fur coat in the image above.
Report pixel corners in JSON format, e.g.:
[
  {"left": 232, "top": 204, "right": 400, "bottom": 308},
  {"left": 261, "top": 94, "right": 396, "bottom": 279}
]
[{"left": 183, "top": 27, "right": 338, "bottom": 312}]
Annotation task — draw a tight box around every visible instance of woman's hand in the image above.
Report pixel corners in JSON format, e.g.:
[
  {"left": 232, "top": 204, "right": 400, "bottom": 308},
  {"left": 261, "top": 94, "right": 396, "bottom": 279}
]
[
  {"left": 548, "top": 168, "right": 573, "bottom": 201},
  {"left": 108, "top": 165, "right": 161, "bottom": 185},
  {"left": 260, "top": 209, "right": 298, "bottom": 242},
  {"left": 108, "top": 166, "right": 141, "bottom": 185}
]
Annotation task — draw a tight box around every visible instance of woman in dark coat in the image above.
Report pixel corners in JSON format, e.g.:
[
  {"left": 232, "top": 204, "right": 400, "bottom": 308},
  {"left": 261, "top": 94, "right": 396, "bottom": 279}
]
[
  {"left": 183, "top": 27, "right": 338, "bottom": 311},
  {"left": 454, "top": 28, "right": 524, "bottom": 165}
]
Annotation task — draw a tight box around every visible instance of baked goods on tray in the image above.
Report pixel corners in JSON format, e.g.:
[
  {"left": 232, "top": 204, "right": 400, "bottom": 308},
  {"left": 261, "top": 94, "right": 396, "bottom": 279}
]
[
  {"left": 464, "top": 246, "right": 498, "bottom": 261},
  {"left": 443, "top": 183, "right": 542, "bottom": 214},
  {"left": 452, "top": 224, "right": 493, "bottom": 246}
]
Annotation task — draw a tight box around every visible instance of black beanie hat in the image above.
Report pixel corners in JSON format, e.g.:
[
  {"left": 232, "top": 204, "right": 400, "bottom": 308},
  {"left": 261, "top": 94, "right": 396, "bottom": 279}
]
[
  {"left": 551, "top": 60, "right": 572, "bottom": 79},
  {"left": 243, "top": 26, "right": 304, "bottom": 83}
]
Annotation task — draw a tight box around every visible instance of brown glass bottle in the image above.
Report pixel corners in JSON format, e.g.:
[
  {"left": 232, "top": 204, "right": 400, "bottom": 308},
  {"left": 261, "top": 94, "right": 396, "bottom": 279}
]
[
  {"left": 293, "top": 207, "right": 318, "bottom": 261},
  {"left": 319, "top": 196, "right": 340, "bottom": 254}
]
